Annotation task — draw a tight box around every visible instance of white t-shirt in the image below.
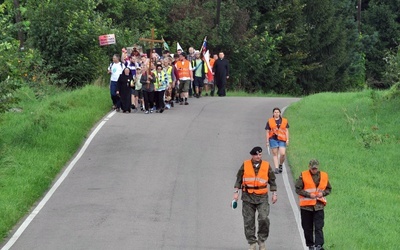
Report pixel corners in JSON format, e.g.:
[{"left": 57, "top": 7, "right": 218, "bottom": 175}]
[{"left": 109, "top": 62, "right": 125, "bottom": 81}]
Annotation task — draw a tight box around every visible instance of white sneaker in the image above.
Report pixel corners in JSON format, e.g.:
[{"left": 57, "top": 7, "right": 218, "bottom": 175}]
[
  {"left": 259, "top": 241, "right": 266, "bottom": 250},
  {"left": 248, "top": 243, "right": 257, "bottom": 250}
]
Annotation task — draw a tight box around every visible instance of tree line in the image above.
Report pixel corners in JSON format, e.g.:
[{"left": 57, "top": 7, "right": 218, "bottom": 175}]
[{"left": 1, "top": 0, "right": 400, "bottom": 108}]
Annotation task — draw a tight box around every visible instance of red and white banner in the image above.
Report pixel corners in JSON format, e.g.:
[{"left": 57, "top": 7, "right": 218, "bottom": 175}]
[{"left": 99, "top": 34, "right": 116, "bottom": 46}]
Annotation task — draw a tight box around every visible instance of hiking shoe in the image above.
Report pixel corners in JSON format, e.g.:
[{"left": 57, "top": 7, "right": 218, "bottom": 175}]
[
  {"left": 274, "top": 168, "right": 279, "bottom": 174},
  {"left": 279, "top": 165, "right": 283, "bottom": 173},
  {"left": 248, "top": 243, "right": 257, "bottom": 250},
  {"left": 258, "top": 241, "right": 266, "bottom": 250}
]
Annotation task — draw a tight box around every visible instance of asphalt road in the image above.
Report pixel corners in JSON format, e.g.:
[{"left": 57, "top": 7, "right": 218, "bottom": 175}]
[{"left": 3, "top": 96, "right": 305, "bottom": 250}]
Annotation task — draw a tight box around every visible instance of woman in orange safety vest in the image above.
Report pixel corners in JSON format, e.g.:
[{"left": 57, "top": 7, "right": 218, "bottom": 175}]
[{"left": 265, "top": 107, "right": 289, "bottom": 174}]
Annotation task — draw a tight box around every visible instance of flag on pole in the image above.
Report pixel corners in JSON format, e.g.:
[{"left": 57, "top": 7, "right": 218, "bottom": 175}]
[
  {"left": 199, "top": 36, "right": 207, "bottom": 55},
  {"left": 177, "top": 42, "right": 183, "bottom": 52},
  {"left": 162, "top": 36, "right": 170, "bottom": 51},
  {"left": 204, "top": 50, "right": 213, "bottom": 81}
]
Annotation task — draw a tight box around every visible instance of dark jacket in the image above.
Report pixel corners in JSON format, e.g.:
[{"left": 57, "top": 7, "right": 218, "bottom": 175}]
[{"left": 140, "top": 72, "right": 156, "bottom": 92}]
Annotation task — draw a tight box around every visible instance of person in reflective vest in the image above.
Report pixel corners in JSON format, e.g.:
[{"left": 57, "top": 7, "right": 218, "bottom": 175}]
[
  {"left": 233, "top": 146, "right": 277, "bottom": 250},
  {"left": 175, "top": 52, "right": 193, "bottom": 105},
  {"left": 265, "top": 107, "right": 290, "bottom": 174},
  {"left": 295, "top": 159, "right": 332, "bottom": 250}
]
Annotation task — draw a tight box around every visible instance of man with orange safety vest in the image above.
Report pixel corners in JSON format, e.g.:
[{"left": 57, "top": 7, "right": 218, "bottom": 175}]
[
  {"left": 295, "top": 159, "right": 332, "bottom": 250},
  {"left": 233, "top": 146, "right": 277, "bottom": 250},
  {"left": 175, "top": 52, "right": 193, "bottom": 105}
]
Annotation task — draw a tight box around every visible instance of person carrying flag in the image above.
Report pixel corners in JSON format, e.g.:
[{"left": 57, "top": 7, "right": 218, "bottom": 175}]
[{"left": 191, "top": 50, "right": 207, "bottom": 98}]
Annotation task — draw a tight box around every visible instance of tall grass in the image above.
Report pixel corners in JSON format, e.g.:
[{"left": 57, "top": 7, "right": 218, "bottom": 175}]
[
  {"left": 285, "top": 90, "right": 400, "bottom": 249},
  {"left": 0, "top": 85, "right": 110, "bottom": 241}
]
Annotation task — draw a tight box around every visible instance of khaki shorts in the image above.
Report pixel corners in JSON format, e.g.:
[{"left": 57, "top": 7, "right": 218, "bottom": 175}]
[{"left": 179, "top": 79, "right": 190, "bottom": 93}]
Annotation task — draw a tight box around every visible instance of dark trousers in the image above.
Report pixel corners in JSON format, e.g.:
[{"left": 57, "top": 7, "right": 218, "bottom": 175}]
[
  {"left": 110, "top": 81, "right": 120, "bottom": 108},
  {"left": 301, "top": 209, "right": 325, "bottom": 247},
  {"left": 143, "top": 91, "right": 154, "bottom": 111},
  {"left": 242, "top": 200, "right": 270, "bottom": 244},
  {"left": 188, "top": 80, "right": 193, "bottom": 96},
  {"left": 154, "top": 90, "right": 165, "bottom": 110},
  {"left": 215, "top": 78, "right": 226, "bottom": 96}
]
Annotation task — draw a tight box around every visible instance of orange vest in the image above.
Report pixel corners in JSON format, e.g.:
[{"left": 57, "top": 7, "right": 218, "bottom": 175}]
[
  {"left": 176, "top": 60, "right": 191, "bottom": 79},
  {"left": 242, "top": 160, "right": 269, "bottom": 195},
  {"left": 299, "top": 170, "right": 328, "bottom": 206},
  {"left": 268, "top": 117, "right": 288, "bottom": 141},
  {"left": 209, "top": 58, "right": 215, "bottom": 68}
]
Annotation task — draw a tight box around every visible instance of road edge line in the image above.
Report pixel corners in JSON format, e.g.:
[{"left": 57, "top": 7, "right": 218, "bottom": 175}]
[
  {"left": 1, "top": 111, "right": 116, "bottom": 250},
  {"left": 281, "top": 106, "right": 307, "bottom": 250}
]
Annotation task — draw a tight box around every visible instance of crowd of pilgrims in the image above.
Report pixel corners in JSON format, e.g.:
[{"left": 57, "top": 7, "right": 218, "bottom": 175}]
[{"left": 107, "top": 46, "right": 229, "bottom": 114}]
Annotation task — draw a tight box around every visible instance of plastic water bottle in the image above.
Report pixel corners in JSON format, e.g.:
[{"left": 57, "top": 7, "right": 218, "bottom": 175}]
[{"left": 231, "top": 199, "right": 238, "bottom": 210}]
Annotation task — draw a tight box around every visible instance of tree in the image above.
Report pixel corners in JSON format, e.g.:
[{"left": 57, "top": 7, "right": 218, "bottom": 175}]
[
  {"left": 26, "top": 0, "right": 108, "bottom": 87},
  {"left": 362, "top": 1, "right": 400, "bottom": 88},
  {"left": 298, "top": 0, "right": 357, "bottom": 94}
]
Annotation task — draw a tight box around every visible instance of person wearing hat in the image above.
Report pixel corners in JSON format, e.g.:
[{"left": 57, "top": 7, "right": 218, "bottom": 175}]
[
  {"left": 175, "top": 52, "right": 193, "bottom": 105},
  {"left": 233, "top": 146, "right": 277, "bottom": 250},
  {"left": 295, "top": 159, "right": 332, "bottom": 250},
  {"left": 133, "top": 66, "right": 143, "bottom": 112}
]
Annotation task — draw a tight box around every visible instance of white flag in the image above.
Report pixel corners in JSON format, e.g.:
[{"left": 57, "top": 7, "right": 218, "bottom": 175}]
[{"left": 177, "top": 42, "right": 183, "bottom": 52}]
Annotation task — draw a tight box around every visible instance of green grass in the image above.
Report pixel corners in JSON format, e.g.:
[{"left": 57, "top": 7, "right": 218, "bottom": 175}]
[
  {"left": 285, "top": 90, "right": 400, "bottom": 249},
  {"left": 0, "top": 85, "right": 111, "bottom": 242},
  {"left": 1, "top": 87, "right": 398, "bottom": 248},
  {"left": 226, "top": 90, "right": 292, "bottom": 97}
]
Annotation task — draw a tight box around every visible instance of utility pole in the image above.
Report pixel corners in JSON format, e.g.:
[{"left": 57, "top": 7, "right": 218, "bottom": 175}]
[
  {"left": 215, "top": 0, "right": 221, "bottom": 27},
  {"left": 13, "top": 0, "right": 24, "bottom": 49},
  {"left": 357, "top": 0, "right": 361, "bottom": 33}
]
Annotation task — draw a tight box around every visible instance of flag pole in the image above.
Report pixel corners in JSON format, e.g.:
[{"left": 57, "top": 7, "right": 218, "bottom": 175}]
[{"left": 199, "top": 36, "right": 207, "bottom": 55}]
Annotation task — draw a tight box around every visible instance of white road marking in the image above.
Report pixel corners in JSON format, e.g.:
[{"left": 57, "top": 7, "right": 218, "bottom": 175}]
[
  {"left": 281, "top": 106, "right": 307, "bottom": 250},
  {"left": 282, "top": 163, "right": 307, "bottom": 250},
  {"left": 1, "top": 111, "right": 116, "bottom": 250}
]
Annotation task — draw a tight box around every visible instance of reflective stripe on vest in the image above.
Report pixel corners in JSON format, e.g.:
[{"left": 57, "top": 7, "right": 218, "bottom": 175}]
[
  {"left": 242, "top": 160, "right": 269, "bottom": 195},
  {"left": 299, "top": 170, "right": 328, "bottom": 206},
  {"left": 268, "top": 117, "right": 288, "bottom": 141},
  {"left": 176, "top": 60, "right": 191, "bottom": 79}
]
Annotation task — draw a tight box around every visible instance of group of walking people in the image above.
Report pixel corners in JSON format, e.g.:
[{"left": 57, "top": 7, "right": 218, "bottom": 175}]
[
  {"left": 107, "top": 46, "right": 230, "bottom": 114},
  {"left": 233, "top": 108, "right": 332, "bottom": 250}
]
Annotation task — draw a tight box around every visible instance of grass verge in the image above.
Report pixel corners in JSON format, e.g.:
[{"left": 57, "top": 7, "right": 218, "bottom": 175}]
[
  {"left": 285, "top": 90, "right": 399, "bottom": 249},
  {"left": 226, "top": 90, "right": 292, "bottom": 97},
  {"left": 0, "top": 85, "right": 110, "bottom": 242}
]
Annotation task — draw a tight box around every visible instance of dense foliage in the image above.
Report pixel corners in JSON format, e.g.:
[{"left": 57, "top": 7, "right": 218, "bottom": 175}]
[{"left": 2, "top": 0, "right": 400, "bottom": 108}]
